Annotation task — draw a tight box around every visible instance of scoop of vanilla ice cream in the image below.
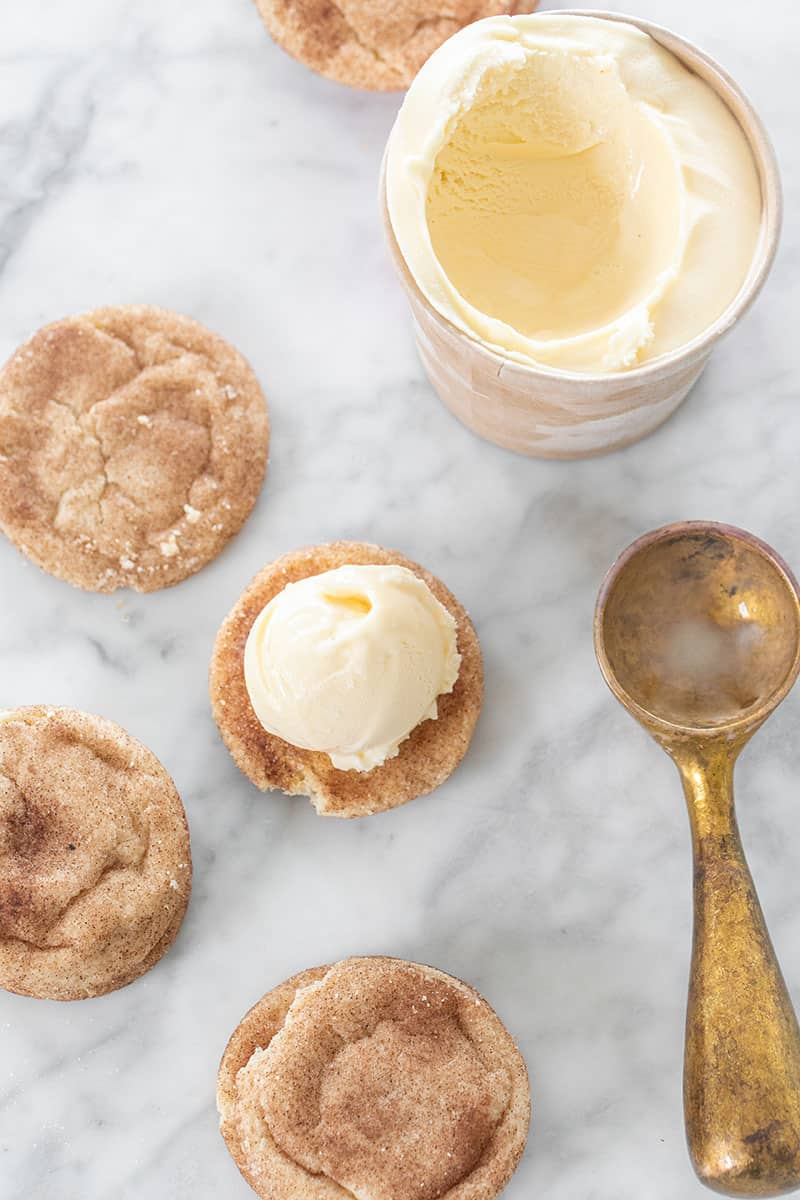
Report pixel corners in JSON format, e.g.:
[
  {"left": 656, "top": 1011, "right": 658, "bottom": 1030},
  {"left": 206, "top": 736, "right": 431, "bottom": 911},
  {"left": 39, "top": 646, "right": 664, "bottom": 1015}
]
[{"left": 243, "top": 564, "right": 462, "bottom": 772}]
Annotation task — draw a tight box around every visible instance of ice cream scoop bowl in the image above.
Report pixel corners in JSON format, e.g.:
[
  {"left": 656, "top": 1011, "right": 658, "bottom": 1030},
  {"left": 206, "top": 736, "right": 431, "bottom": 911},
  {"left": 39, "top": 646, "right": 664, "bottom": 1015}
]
[{"left": 595, "top": 522, "right": 800, "bottom": 1196}]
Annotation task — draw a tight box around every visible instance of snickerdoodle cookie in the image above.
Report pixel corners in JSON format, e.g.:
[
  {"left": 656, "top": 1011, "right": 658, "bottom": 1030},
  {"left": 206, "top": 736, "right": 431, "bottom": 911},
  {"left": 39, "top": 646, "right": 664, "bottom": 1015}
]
[
  {"left": 0, "top": 305, "right": 269, "bottom": 593},
  {"left": 218, "top": 957, "right": 530, "bottom": 1200},
  {"left": 0, "top": 706, "right": 191, "bottom": 1001},
  {"left": 210, "top": 541, "right": 483, "bottom": 817},
  {"left": 254, "top": 0, "right": 539, "bottom": 91}
]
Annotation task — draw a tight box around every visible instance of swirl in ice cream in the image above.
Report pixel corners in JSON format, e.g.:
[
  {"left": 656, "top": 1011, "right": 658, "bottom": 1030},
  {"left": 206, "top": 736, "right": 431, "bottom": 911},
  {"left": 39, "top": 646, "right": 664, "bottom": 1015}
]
[
  {"left": 386, "top": 15, "right": 762, "bottom": 374},
  {"left": 244, "top": 564, "right": 461, "bottom": 772}
]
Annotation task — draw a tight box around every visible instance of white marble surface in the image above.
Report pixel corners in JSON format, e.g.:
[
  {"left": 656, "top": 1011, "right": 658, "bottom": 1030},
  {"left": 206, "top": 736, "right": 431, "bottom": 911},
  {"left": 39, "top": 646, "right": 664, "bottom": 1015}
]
[{"left": 1, "top": 1, "right": 799, "bottom": 1196}]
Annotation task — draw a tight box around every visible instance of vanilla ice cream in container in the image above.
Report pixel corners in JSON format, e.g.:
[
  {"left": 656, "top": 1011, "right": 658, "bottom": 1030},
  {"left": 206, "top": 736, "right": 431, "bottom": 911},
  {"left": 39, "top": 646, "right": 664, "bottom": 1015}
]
[{"left": 383, "top": 12, "right": 781, "bottom": 458}]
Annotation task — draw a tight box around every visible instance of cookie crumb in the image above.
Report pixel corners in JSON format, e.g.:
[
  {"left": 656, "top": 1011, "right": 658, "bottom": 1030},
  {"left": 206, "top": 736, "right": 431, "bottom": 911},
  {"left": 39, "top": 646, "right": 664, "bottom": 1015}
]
[{"left": 160, "top": 537, "right": 180, "bottom": 558}]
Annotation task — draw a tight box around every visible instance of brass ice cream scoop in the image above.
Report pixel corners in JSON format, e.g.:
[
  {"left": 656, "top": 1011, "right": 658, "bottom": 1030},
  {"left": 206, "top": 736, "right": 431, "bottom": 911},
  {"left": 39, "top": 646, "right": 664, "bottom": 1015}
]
[{"left": 595, "top": 521, "right": 800, "bottom": 1196}]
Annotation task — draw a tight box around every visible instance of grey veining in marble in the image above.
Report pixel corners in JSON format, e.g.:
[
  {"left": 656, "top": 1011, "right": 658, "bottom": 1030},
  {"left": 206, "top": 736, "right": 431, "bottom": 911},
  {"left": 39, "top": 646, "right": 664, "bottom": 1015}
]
[{"left": 1, "top": 0, "right": 800, "bottom": 1196}]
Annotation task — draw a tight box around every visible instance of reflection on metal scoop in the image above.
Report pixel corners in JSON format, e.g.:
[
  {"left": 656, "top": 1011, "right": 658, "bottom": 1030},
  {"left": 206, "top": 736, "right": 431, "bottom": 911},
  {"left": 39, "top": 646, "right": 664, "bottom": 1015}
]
[{"left": 595, "top": 521, "right": 800, "bottom": 1197}]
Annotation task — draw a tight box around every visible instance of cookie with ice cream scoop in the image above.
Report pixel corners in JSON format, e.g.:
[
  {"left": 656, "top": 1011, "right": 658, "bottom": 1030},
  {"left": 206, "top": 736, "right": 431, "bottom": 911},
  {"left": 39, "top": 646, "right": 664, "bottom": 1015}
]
[
  {"left": 209, "top": 541, "right": 483, "bottom": 816},
  {"left": 217, "top": 956, "right": 530, "bottom": 1200}
]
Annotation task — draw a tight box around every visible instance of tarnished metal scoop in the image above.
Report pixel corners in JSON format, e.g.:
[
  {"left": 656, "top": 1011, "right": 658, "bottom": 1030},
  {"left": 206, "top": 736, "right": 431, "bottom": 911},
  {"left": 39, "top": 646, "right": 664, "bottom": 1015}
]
[{"left": 595, "top": 522, "right": 800, "bottom": 1196}]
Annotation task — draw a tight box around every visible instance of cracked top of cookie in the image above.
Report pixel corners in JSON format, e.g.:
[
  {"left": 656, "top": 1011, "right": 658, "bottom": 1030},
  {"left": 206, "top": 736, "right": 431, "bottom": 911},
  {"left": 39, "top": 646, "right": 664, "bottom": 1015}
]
[
  {"left": 254, "top": 0, "right": 540, "bottom": 92},
  {"left": 0, "top": 706, "right": 191, "bottom": 1000},
  {"left": 217, "top": 957, "right": 530, "bottom": 1200},
  {"left": 0, "top": 305, "right": 269, "bottom": 593}
]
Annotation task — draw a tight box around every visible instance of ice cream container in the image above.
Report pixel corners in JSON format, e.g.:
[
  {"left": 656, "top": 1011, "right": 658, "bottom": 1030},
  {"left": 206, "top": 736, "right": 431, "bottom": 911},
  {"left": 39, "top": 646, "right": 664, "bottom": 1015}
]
[{"left": 381, "top": 11, "right": 781, "bottom": 459}]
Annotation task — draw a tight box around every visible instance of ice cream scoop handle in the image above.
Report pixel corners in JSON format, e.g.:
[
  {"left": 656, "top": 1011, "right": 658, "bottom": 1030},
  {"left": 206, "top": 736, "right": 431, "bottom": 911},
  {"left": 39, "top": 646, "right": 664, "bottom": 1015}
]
[{"left": 680, "top": 752, "right": 800, "bottom": 1196}]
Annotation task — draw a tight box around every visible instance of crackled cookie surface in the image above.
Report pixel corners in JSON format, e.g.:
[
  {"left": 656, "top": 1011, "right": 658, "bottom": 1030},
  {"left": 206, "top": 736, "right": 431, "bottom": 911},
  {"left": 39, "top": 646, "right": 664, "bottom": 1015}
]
[
  {"left": 218, "top": 957, "right": 530, "bottom": 1200},
  {"left": 0, "top": 706, "right": 191, "bottom": 1000},
  {"left": 254, "top": 0, "right": 539, "bottom": 91},
  {"left": 0, "top": 305, "right": 269, "bottom": 592},
  {"left": 210, "top": 542, "right": 483, "bottom": 817}
]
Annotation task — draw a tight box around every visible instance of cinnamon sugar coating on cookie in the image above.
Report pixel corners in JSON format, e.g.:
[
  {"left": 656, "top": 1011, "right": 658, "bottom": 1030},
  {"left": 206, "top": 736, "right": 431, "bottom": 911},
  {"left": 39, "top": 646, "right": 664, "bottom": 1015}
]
[
  {"left": 217, "top": 957, "right": 530, "bottom": 1200},
  {"left": 0, "top": 305, "right": 269, "bottom": 592},
  {"left": 0, "top": 706, "right": 191, "bottom": 1000},
  {"left": 254, "top": 0, "right": 539, "bottom": 91},
  {"left": 209, "top": 542, "right": 483, "bottom": 817}
]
